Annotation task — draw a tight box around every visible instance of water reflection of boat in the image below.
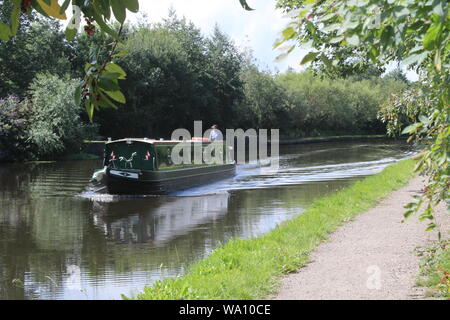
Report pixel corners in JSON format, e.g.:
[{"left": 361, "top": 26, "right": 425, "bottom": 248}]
[{"left": 92, "top": 193, "right": 229, "bottom": 246}]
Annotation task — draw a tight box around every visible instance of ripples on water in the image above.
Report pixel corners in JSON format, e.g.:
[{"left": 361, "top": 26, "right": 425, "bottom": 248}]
[{"left": 0, "top": 141, "right": 415, "bottom": 299}]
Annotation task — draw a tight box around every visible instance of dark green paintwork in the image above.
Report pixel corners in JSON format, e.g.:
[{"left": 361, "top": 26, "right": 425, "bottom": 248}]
[
  {"left": 104, "top": 139, "right": 231, "bottom": 172},
  {"left": 105, "top": 141, "right": 156, "bottom": 171}
]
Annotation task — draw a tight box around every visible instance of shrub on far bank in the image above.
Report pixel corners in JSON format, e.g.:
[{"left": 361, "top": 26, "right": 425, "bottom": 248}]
[
  {"left": 0, "top": 74, "right": 98, "bottom": 161},
  {"left": 0, "top": 96, "right": 33, "bottom": 161},
  {"left": 276, "top": 72, "right": 408, "bottom": 137}
]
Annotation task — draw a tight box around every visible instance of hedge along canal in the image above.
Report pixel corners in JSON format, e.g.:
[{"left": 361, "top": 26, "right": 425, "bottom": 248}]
[{"left": 128, "top": 159, "right": 417, "bottom": 300}]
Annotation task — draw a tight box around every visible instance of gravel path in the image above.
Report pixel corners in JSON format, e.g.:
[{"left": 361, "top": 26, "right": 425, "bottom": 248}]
[{"left": 272, "top": 176, "right": 449, "bottom": 300}]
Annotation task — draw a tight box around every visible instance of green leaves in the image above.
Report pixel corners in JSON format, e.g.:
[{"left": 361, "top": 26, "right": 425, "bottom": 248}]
[
  {"left": 111, "top": 0, "right": 127, "bottom": 24},
  {"left": 346, "top": 34, "right": 360, "bottom": 46},
  {"left": 431, "top": 0, "right": 446, "bottom": 17},
  {"left": 1, "top": 0, "right": 262, "bottom": 124},
  {"left": 0, "top": 0, "right": 21, "bottom": 41},
  {"left": 124, "top": 0, "right": 140, "bottom": 13},
  {"left": 402, "top": 51, "right": 429, "bottom": 67},
  {"left": 10, "top": 0, "right": 21, "bottom": 36},
  {"left": 2, "top": 0, "right": 142, "bottom": 42},
  {"left": 423, "top": 20, "right": 443, "bottom": 50},
  {"left": 300, "top": 52, "right": 319, "bottom": 65},
  {"left": 36, "top": 0, "right": 67, "bottom": 19},
  {"left": 282, "top": 27, "right": 296, "bottom": 40},
  {"left": 401, "top": 122, "right": 423, "bottom": 135},
  {"left": 275, "top": 0, "right": 448, "bottom": 77},
  {"left": 105, "top": 63, "right": 127, "bottom": 79},
  {"left": 275, "top": 45, "right": 295, "bottom": 61},
  {"left": 65, "top": 27, "right": 77, "bottom": 42},
  {"left": 104, "top": 90, "right": 126, "bottom": 104},
  {"left": 274, "top": 0, "right": 450, "bottom": 233},
  {"left": 100, "top": 63, "right": 127, "bottom": 104},
  {"left": 403, "top": 196, "right": 424, "bottom": 222},
  {"left": 239, "top": 0, "right": 255, "bottom": 11},
  {"left": 0, "top": 23, "right": 10, "bottom": 41},
  {"left": 85, "top": 100, "right": 95, "bottom": 121},
  {"left": 80, "top": 59, "right": 127, "bottom": 121}
]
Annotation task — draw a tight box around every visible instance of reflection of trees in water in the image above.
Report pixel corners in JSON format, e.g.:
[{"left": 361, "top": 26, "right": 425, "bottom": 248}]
[
  {"left": 26, "top": 160, "right": 101, "bottom": 198},
  {"left": 0, "top": 195, "right": 92, "bottom": 299},
  {"left": 0, "top": 161, "right": 96, "bottom": 299},
  {"left": 0, "top": 223, "right": 69, "bottom": 299},
  {"left": 0, "top": 163, "right": 33, "bottom": 199},
  {"left": 0, "top": 190, "right": 235, "bottom": 299},
  {"left": 0, "top": 178, "right": 353, "bottom": 299}
]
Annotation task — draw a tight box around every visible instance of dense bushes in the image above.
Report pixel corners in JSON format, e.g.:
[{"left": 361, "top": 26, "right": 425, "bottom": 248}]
[
  {"left": 27, "top": 74, "right": 97, "bottom": 159},
  {"left": 0, "top": 96, "right": 33, "bottom": 161},
  {"left": 276, "top": 72, "right": 408, "bottom": 137},
  {"left": 0, "top": 11, "right": 72, "bottom": 97},
  {"left": 239, "top": 66, "right": 292, "bottom": 130},
  {"left": 0, "top": 75, "right": 97, "bottom": 161},
  {"left": 93, "top": 14, "right": 409, "bottom": 139},
  {"left": 95, "top": 16, "right": 246, "bottom": 138}
]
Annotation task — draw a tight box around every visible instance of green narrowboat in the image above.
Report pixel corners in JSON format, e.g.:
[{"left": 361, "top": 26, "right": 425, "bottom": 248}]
[{"left": 93, "top": 138, "right": 236, "bottom": 194}]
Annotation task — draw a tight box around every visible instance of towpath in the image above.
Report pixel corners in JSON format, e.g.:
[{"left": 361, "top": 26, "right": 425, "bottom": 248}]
[{"left": 271, "top": 176, "right": 449, "bottom": 300}]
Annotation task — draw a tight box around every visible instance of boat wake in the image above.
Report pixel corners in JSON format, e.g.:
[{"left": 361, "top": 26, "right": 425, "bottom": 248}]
[{"left": 172, "top": 154, "right": 414, "bottom": 196}]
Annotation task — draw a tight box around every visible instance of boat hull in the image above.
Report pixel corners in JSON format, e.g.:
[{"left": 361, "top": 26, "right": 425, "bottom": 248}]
[{"left": 105, "top": 163, "right": 236, "bottom": 195}]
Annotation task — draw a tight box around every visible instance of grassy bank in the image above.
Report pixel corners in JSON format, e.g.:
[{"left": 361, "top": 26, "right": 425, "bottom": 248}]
[
  {"left": 128, "top": 159, "right": 416, "bottom": 300},
  {"left": 416, "top": 240, "right": 450, "bottom": 299}
]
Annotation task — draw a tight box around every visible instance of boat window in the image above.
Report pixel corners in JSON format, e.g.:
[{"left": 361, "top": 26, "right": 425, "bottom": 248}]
[
  {"left": 153, "top": 142, "right": 231, "bottom": 170},
  {"left": 155, "top": 145, "right": 174, "bottom": 169}
]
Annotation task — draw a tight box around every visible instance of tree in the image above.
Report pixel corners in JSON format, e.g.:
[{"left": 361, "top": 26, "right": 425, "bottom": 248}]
[
  {"left": 27, "top": 73, "right": 97, "bottom": 159},
  {"left": 0, "top": 0, "right": 254, "bottom": 120},
  {"left": 277, "top": 71, "right": 404, "bottom": 136},
  {"left": 0, "top": 74, "right": 98, "bottom": 160},
  {"left": 241, "top": 66, "right": 291, "bottom": 131},
  {"left": 0, "top": 0, "right": 142, "bottom": 121},
  {"left": 105, "top": 26, "right": 203, "bottom": 138},
  {"left": 204, "top": 26, "right": 245, "bottom": 128},
  {"left": 94, "top": 16, "right": 247, "bottom": 139},
  {"left": 276, "top": 0, "right": 449, "bottom": 229},
  {"left": 0, "top": 15, "right": 72, "bottom": 97},
  {"left": 383, "top": 67, "right": 410, "bottom": 84},
  {"left": 0, "top": 95, "right": 33, "bottom": 161}
]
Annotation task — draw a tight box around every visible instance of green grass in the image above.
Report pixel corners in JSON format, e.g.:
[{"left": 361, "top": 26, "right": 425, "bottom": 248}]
[
  {"left": 127, "top": 159, "right": 416, "bottom": 300},
  {"left": 416, "top": 240, "right": 450, "bottom": 299}
]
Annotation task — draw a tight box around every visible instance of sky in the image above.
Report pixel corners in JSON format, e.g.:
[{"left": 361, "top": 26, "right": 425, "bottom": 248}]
[
  {"left": 126, "top": 0, "right": 418, "bottom": 80},
  {"left": 128, "top": 0, "right": 306, "bottom": 74}
]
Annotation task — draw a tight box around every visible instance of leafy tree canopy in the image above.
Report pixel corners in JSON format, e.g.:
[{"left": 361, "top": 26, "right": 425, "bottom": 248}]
[
  {"left": 275, "top": 0, "right": 449, "bottom": 229},
  {"left": 0, "top": 0, "right": 254, "bottom": 121}
]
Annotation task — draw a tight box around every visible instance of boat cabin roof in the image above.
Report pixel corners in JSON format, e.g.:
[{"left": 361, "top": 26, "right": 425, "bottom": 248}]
[{"left": 106, "top": 138, "right": 214, "bottom": 145}]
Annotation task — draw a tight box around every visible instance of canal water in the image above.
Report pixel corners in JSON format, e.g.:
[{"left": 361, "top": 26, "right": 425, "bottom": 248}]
[{"left": 0, "top": 140, "right": 415, "bottom": 299}]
